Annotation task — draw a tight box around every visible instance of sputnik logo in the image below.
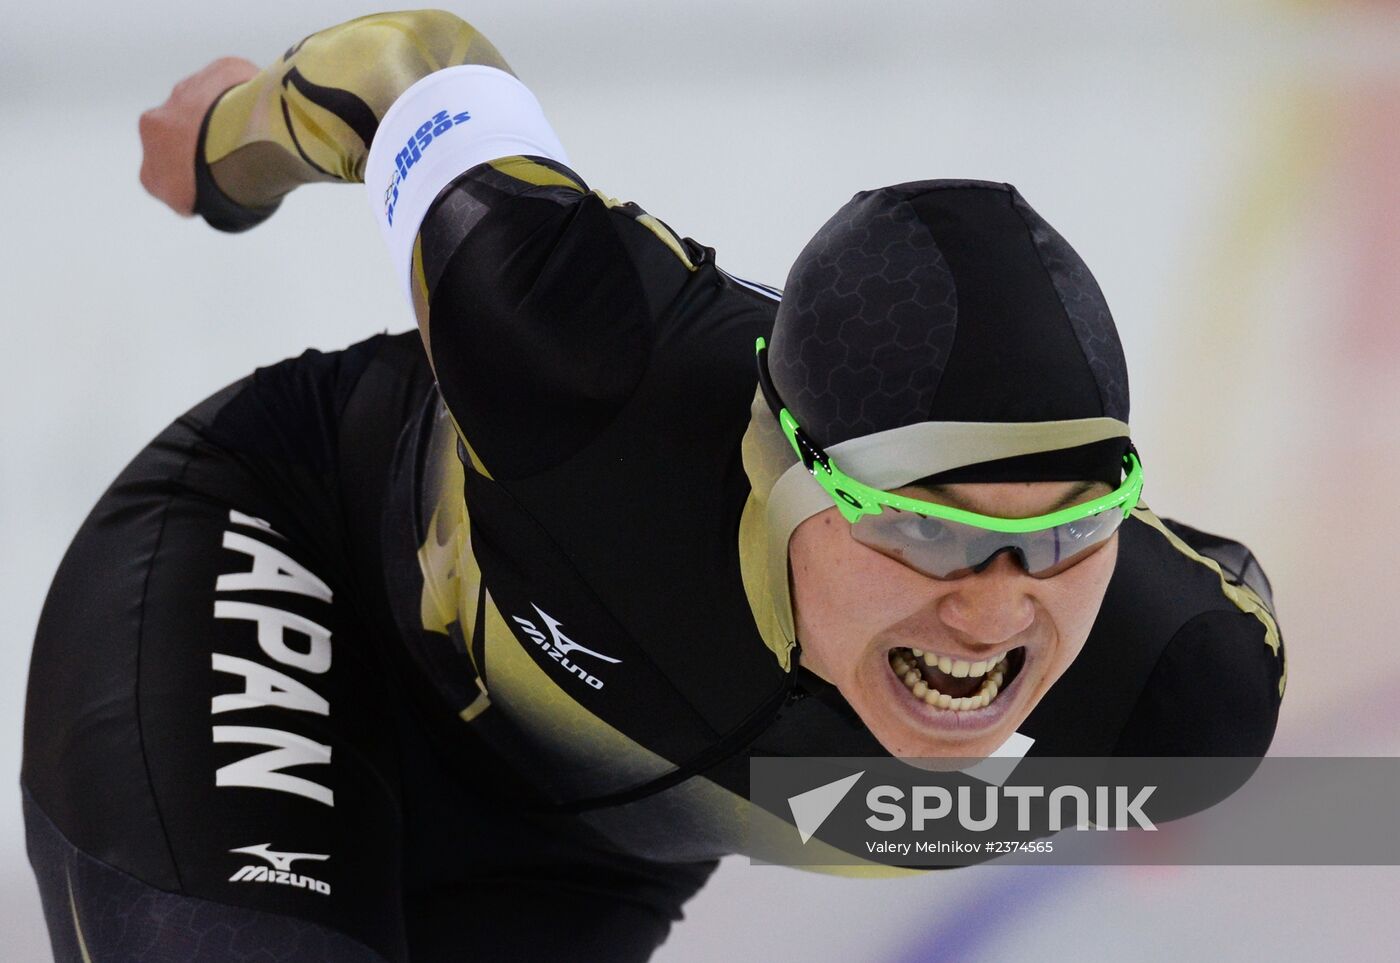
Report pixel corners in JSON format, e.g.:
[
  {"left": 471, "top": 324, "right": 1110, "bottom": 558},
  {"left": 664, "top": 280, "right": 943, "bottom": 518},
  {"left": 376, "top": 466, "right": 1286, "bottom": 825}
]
[{"left": 787, "top": 772, "right": 865, "bottom": 844}]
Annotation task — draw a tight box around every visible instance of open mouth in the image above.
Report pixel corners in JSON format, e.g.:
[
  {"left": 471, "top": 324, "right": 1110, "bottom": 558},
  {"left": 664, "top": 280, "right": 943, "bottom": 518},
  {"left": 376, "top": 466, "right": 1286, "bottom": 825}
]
[{"left": 887, "top": 645, "right": 1027, "bottom": 712}]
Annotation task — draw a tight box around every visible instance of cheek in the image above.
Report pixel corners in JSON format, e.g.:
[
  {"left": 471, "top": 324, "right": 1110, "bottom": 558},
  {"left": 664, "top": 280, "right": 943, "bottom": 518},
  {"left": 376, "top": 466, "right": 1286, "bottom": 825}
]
[
  {"left": 790, "top": 524, "right": 850, "bottom": 676},
  {"left": 789, "top": 518, "right": 902, "bottom": 679}
]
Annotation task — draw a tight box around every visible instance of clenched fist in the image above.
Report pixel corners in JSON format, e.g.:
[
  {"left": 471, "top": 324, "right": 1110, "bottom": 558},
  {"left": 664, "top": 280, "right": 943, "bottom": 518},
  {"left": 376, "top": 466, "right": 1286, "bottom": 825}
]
[{"left": 138, "top": 57, "right": 260, "bottom": 216}]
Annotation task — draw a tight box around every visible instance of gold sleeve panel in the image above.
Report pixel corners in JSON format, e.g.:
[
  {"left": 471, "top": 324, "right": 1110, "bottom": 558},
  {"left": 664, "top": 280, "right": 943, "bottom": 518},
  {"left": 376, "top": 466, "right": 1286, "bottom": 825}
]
[
  {"left": 204, "top": 10, "right": 513, "bottom": 209},
  {"left": 486, "top": 155, "right": 585, "bottom": 193}
]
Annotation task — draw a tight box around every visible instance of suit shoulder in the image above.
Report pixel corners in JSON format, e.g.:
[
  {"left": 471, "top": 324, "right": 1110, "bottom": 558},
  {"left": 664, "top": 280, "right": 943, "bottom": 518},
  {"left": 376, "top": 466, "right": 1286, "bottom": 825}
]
[{"left": 1115, "top": 507, "right": 1282, "bottom": 660}]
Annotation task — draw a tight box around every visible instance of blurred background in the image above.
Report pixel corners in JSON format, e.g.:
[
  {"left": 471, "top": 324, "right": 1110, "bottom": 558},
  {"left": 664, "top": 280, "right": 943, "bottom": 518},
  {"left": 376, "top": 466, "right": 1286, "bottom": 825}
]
[{"left": 3, "top": 0, "right": 1398, "bottom": 959}]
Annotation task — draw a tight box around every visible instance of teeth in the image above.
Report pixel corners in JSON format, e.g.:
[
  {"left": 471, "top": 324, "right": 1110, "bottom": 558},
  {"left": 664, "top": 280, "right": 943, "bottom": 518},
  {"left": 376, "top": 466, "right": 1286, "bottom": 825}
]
[
  {"left": 928, "top": 654, "right": 989, "bottom": 679},
  {"left": 890, "top": 647, "right": 1015, "bottom": 712}
]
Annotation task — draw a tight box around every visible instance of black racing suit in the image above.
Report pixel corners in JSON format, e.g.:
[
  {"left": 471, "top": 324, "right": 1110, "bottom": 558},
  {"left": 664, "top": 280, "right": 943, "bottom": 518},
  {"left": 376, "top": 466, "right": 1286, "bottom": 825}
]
[{"left": 22, "top": 11, "right": 1286, "bottom": 962}]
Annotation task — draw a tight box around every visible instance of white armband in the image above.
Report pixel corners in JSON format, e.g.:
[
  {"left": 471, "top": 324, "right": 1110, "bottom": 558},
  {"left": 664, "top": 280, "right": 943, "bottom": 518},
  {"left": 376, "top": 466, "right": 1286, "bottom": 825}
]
[{"left": 364, "top": 65, "right": 570, "bottom": 303}]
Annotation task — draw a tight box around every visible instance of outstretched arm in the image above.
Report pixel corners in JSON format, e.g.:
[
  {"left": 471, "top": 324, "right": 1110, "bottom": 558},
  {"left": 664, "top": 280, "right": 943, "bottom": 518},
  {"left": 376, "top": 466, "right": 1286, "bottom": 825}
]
[
  {"left": 139, "top": 9, "right": 693, "bottom": 484},
  {"left": 139, "top": 10, "right": 512, "bottom": 228}
]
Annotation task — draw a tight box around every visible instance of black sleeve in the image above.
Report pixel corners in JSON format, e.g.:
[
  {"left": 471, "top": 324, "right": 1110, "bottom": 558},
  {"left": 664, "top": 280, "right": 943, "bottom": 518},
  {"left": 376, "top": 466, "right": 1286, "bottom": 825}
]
[
  {"left": 413, "top": 156, "right": 701, "bottom": 481},
  {"left": 1114, "top": 607, "right": 1284, "bottom": 757}
]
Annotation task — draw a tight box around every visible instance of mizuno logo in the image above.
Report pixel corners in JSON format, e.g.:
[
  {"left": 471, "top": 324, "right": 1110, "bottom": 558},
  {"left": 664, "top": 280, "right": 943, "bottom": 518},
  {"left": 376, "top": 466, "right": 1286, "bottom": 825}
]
[
  {"left": 512, "top": 604, "right": 619, "bottom": 691},
  {"left": 228, "top": 844, "right": 331, "bottom": 896},
  {"left": 531, "top": 605, "right": 620, "bottom": 664},
  {"left": 229, "top": 843, "right": 328, "bottom": 872}
]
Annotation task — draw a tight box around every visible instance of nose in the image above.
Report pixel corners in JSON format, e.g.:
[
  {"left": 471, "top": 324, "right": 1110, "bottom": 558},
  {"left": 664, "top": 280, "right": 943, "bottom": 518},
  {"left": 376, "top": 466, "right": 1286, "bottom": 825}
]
[{"left": 934, "top": 550, "right": 1036, "bottom": 647}]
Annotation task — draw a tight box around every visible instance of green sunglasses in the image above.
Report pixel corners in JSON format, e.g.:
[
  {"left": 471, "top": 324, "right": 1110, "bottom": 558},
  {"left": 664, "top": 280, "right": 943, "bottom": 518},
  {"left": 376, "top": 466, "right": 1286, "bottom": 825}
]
[{"left": 755, "top": 337, "right": 1144, "bottom": 579}]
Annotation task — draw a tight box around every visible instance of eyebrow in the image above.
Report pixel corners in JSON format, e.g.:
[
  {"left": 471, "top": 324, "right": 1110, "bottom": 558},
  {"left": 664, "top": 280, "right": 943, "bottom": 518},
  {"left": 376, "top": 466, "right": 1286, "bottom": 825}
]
[{"left": 918, "top": 479, "right": 1102, "bottom": 516}]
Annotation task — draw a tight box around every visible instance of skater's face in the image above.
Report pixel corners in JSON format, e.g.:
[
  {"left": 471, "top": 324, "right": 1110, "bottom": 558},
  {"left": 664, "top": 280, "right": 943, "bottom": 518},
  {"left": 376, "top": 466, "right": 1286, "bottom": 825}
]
[{"left": 788, "top": 479, "right": 1118, "bottom": 759}]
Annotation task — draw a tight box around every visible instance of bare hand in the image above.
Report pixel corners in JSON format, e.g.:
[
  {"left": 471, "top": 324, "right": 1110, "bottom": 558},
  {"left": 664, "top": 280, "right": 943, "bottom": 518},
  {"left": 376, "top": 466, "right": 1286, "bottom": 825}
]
[{"left": 139, "top": 57, "right": 260, "bottom": 216}]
